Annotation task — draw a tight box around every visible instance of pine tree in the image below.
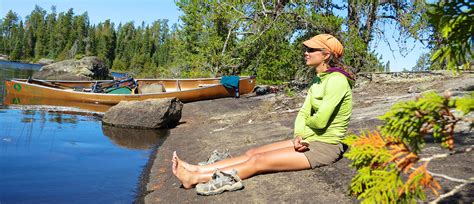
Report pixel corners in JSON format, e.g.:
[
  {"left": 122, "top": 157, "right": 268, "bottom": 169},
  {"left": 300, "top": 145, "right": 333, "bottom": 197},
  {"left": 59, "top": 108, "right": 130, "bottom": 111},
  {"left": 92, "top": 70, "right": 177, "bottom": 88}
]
[
  {"left": 1, "top": 10, "right": 20, "bottom": 55},
  {"left": 95, "top": 19, "right": 116, "bottom": 67},
  {"left": 10, "top": 21, "right": 25, "bottom": 60},
  {"left": 45, "top": 6, "right": 57, "bottom": 58},
  {"left": 71, "top": 12, "right": 90, "bottom": 58},
  {"left": 55, "top": 8, "right": 74, "bottom": 60}
]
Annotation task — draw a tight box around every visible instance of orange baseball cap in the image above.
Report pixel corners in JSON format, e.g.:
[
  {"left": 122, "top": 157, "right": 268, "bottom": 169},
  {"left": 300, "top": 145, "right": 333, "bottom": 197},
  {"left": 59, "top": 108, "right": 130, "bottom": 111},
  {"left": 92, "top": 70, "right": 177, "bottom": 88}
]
[{"left": 303, "top": 34, "right": 344, "bottom": 58}]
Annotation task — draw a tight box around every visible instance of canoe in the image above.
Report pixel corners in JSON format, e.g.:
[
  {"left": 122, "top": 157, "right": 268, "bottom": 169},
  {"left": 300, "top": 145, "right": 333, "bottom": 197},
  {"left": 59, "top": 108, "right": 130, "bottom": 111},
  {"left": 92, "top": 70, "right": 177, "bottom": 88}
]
[{"left": 3, "top": 76, "right": 256, "bottom": 112}]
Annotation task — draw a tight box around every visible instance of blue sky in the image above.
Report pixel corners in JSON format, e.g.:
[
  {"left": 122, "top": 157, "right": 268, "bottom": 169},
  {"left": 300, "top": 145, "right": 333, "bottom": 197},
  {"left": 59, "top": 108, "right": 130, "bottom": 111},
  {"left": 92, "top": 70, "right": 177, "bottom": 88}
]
[
  {"left": 0, "top": 0, "right": 428, "bottom": 72},
  {"left": 0, "top": 0, "right": 181, "bottom": 25}
]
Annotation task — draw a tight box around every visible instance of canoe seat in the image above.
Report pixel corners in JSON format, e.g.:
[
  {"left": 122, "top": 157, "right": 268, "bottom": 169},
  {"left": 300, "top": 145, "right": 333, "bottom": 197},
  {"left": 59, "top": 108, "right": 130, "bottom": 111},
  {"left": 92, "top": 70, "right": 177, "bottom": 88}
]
[{"left": 138, "top": 83, "right": 166, "bottom": 94}]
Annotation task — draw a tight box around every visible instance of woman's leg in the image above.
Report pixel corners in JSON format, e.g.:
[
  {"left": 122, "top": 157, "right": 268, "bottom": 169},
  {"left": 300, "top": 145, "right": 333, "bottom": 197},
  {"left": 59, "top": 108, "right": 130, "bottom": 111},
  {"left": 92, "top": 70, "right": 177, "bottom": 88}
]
[
  {"left": 176, "top": 139, "right": 294, "bottom": 174},
  {"left": 174, "top": 146, "right": 310, "bottom": 188}
]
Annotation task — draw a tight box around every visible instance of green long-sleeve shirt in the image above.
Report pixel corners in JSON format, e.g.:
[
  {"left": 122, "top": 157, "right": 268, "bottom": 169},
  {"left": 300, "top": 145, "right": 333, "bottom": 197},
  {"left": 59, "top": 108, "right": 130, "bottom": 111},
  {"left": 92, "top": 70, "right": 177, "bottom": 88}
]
[{"left": 294, "top": 71, "right": 353, "bottom": 144}]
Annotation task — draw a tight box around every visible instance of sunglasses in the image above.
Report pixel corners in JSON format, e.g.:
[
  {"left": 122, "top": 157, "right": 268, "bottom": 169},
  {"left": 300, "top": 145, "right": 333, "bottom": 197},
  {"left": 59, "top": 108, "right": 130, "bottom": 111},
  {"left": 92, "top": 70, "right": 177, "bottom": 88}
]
[{"left": 305, "top": 47, "right": 325, "bottom": 53}]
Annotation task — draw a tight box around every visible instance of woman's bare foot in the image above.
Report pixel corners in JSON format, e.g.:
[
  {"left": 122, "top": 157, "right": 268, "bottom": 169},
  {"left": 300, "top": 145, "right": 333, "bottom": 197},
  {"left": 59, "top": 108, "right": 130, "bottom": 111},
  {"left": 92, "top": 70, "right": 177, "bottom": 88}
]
[
  {"left": 172, "top": 151, "right": 178, "bottom": 175},
  {"left": 173, "top": 151, "right": 201, "bottom": 172},
  {"left": 172, "top": 151, "right": 198, "bottom": 189}
]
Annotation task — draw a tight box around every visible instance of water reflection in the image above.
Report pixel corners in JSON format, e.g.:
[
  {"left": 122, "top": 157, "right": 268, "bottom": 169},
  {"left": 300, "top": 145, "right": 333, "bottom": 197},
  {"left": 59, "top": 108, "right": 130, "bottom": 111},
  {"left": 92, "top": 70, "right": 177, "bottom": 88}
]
[
  {"left": 0, "top": 110, "right": 100, "bottom": 152},
  {"left": 102, "top": 125, "right": 169, "bottom": 150},
  {"left": 4, "top": 94, "right": 112, "bottom": 112},
  {"left": 20, "top": 109, "right": 38, "bottom": 123},
  {"left": 0, "top": 108, "right": 153, "bottom": 203},
  {"left": 48, "top": 112, "right": 79, "bottom": 124},
  {"left": 17, "top": 110, "right": 81, "bottom": 124},
  {"left": 2, "top": 109, "right": 166, "bottom": 151}
]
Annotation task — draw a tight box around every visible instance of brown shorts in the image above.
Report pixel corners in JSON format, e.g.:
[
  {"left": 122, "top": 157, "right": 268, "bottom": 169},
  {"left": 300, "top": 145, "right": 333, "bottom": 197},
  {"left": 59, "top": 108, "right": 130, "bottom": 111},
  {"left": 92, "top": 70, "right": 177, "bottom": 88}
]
[{"left": 296, "top": 140, "right": 347, "bottom": 169}]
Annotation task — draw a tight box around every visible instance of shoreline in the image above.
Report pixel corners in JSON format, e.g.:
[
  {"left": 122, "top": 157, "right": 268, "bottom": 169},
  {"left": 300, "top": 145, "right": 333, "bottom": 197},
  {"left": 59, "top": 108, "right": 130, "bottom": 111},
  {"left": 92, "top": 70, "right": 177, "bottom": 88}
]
[{"left": 135, "top": 146, "right": 160, "bottom": 204}]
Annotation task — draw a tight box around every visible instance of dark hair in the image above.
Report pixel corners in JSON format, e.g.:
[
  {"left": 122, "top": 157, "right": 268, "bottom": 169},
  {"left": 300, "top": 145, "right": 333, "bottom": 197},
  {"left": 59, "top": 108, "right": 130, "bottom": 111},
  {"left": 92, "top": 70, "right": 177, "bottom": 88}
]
[{"left": 325, "top": 52, "right": 356, "bottom": 81}]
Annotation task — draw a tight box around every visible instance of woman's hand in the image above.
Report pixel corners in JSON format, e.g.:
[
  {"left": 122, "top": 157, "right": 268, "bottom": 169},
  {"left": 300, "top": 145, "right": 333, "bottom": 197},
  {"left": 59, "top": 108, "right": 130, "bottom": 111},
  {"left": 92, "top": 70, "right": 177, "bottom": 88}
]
[{"left": 294, "top": 136, "right": 309, "bottom": 152}]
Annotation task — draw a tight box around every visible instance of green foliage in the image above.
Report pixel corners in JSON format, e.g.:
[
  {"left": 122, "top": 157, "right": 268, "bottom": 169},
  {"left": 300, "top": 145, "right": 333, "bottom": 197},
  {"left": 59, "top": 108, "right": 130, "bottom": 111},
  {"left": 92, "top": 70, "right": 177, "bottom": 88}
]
[
  {"left": 344, "top": 92, "right": 473, "bottom": 203},
  {"left": 346, "top": 0, "right": 431, "bottom": 73},
  {"left": 412, "top": 51, "right": 444, "bottom": 71},
  {"left": 283, "top": 86, "right": 295, "bottom": 97},
  {"left": 174, "top": 1, "right": 373, "bottom": 82},
  {"left": 74, "top": 54, "right": 85, "bottom": 60},
  {"left": 428, "top": 1, "right": 473, "bottom": 70},
  {"left": 343, "top": 133, "right": 391, "bottom": 169},
  {"left": 94, "top": 20, "right": 116, "bottom": 67},
  {"left": 379, "top": 92, "right": 461, "bottom": 151},
  {"left": 111, "top": 58, "right": 127, "bottom": 71},
  {"left": 455, "top": 92, "right": 474, "bottom": 114},
  {"left": 412, "top": 53, "right": 430, "bottom": 71},
  {"left": 351, "top": 166, "right": 404, "bottom": 204},
  {"left": 174, "top": 1, "right": 390, "bottom": 81},
  {"left": 0, "top": 1, "right": 436, "bottom": 83}
]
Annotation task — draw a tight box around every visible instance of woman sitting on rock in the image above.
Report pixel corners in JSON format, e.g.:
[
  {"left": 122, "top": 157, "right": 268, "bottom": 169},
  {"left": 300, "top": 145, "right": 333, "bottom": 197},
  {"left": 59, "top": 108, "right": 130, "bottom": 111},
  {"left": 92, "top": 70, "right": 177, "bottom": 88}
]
[{"left": 172, "top": 34, "right": 355, "bottom": 195}]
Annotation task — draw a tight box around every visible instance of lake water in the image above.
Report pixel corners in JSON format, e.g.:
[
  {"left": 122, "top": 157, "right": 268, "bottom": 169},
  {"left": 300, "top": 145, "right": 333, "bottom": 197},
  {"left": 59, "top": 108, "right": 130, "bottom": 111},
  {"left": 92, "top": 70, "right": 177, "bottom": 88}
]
[{"left": 0, "top": 61, "right": 165, "bottom": 203}]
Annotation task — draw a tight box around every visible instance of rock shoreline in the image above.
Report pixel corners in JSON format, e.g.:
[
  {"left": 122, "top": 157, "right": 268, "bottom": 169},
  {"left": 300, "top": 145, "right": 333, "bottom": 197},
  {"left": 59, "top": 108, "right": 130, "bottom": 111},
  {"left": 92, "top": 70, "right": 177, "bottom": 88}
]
[{"left": 138, "top": 73, "right": 473, "bottom": 203}]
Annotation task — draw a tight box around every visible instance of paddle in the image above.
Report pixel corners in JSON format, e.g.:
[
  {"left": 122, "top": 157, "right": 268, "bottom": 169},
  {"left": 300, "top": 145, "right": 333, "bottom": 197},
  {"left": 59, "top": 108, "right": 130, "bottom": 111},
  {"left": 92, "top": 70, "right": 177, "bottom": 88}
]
[{"left": 27, "top": 77, "right": 76, "bottom": 90}]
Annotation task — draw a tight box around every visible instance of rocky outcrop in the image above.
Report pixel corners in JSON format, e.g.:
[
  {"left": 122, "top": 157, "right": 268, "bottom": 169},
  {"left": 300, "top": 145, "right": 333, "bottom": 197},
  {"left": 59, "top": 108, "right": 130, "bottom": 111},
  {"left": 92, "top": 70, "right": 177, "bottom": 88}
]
[
  {"left": 142, "top": 73, "right": 473, "bottom": 203},
  {"left": 32, "top": 56, "right": 110, "bottom": 80},
  {"left": 0, "top": 54, "right": 8, "bottom": 61},
  {"left": 355, "top": 71, "right": 461, "bottom": 84},
  {"left": 37, "top": 58, "right": 54, "bottom": 65},
  {"left": 102, "top": 98, "right": 183, "bottom": 129}
]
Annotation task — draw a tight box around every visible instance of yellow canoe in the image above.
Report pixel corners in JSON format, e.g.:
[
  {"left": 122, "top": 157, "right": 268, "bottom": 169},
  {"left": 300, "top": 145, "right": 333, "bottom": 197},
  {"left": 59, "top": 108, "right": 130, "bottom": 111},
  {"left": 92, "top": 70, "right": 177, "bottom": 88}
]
[{"left": 3, "top": 76, "right": 256, "bottom": 112}]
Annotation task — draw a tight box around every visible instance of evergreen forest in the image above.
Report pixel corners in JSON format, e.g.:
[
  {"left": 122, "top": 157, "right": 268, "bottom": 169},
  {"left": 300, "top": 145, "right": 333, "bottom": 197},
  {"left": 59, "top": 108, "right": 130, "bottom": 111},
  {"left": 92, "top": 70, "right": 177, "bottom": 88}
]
[{"left": 0, "top": 1, "right": 471, "bottom": 84}]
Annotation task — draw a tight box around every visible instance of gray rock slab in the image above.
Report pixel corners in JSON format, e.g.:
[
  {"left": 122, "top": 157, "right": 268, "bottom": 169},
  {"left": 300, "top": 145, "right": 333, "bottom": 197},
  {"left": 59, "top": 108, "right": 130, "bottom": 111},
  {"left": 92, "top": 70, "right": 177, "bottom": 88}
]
[
  {"left": 102, "top": 98, "right": 183, "bottom": 129},
  {"left": 37, "top": 58, "right": 55, "bottom": 65},
  {"left": 141, "top": 73, "right": 473, "bottom": 203}
]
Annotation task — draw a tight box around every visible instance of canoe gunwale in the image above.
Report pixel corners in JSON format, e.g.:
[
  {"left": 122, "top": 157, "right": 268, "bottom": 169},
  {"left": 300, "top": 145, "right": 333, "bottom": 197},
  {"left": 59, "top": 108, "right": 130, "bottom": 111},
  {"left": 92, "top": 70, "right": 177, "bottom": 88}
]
[{"left": 10, "top": 75, "right": 256, "bottom": 83}]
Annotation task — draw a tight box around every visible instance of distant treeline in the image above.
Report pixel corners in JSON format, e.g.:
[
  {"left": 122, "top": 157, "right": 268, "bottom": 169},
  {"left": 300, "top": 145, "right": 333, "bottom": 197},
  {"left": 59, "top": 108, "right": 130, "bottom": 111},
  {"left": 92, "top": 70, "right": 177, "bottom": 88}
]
[
  {"left": 1, "top": 1, "right": 466, "bottom": 83},
  {"left": 0, "top": 6, "right": 176, "bottom": 77}
]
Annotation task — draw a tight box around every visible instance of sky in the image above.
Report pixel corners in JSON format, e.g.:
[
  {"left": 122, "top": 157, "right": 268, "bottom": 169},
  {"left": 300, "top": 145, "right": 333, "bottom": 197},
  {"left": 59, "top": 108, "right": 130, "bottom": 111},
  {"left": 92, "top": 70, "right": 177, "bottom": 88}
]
[{"left": 0, "top": 0, "right": 429, "bottom": 72}]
